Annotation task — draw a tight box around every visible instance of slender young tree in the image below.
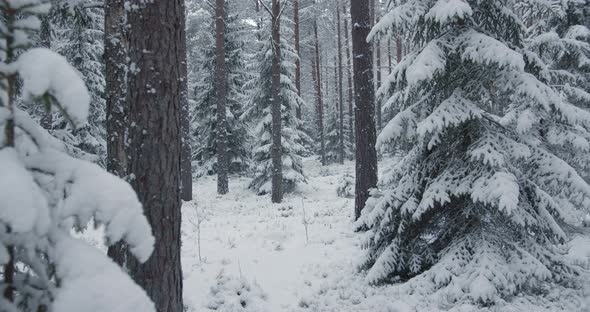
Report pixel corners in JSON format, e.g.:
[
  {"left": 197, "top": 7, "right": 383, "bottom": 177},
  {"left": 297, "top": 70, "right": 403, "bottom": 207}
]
[
  {"left": 180, "top": 0, "right": 193, "bottom": 201},
  {"left": 313, "top": 20, "right": 326, "bottom": 165},
  {"left": 337, "top": 3, "right": 345, "bottom": 164},
  {"left": 215, "top": 0, "right": 229, "bottom": 194},
  {"left": 105, "top": 0, "right": 129, "bottom": 266},
  {"left": 343, "top": 1, "right": 354, "bottom": 155},
  {"left": 270, "top": 0, "right": 283, "bottom": 203},
  {"left": 126, "top": 1, "right": 184, "bottom": 311},
  {"left": 351, "top": 0, "right": 378, "bottom": 220},
  {"left": 294, "top": 0, "right": 302, "bottom": 119},
  {"left": 374, "top": 0, "right": 382, "bottom": 130}
]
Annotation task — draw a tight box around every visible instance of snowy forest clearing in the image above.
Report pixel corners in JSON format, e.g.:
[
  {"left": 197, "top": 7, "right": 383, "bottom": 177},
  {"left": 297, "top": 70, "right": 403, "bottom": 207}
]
[
  {"left": 182, "top": 158, "right": 359, "bottom": 311},
  {"left": 181, "top": 158, "right": 590, "bottom": 312}
]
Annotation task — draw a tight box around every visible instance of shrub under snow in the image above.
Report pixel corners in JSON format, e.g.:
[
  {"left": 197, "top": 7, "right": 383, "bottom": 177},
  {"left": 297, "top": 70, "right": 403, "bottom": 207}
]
[{"left": 206, "top": 270, "right": 269, "bottom": 312}]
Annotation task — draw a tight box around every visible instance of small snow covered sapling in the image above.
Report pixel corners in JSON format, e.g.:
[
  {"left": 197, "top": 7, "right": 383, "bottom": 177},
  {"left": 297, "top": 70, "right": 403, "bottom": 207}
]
[
  {"left": 189, "top": 200, "right": 210, "bottom": 263},
  {"left": 336, "top": 173, "right": 354, "bottom": 198},
  {"left": 301, "top": 198, "right": 310, "bottom": 244},
  {"left": 0, "top": 2, "right": 155, "bottom": 312}
]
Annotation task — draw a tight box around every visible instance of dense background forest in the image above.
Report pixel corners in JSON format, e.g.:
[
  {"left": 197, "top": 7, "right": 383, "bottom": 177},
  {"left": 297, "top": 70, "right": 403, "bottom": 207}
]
[{"left": 1, "top": 0, "right": 590, "bottom": 311}]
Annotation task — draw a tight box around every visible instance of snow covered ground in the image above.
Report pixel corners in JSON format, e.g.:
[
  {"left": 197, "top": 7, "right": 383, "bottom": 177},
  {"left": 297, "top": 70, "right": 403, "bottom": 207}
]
[
  {"left": 181, "top": 158, "right": 365, "bottom": 311},
  {"left": 180, "top": 157, "right": 590, "bottom": 312}
]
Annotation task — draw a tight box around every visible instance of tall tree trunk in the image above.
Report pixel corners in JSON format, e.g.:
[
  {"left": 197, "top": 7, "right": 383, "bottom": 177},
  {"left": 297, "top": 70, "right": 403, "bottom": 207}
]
[
  {"left": 388, "top": 38, "right": 392, "bottom": 74},
  {"left": 255, "top": 0, "right": 262, "bottom": 38},
  {"left": 343, "top": 1, "right": 354, "bottom": 157},
  {"left": 271, "top": 0, "right": 283, "bottom": 203},
  {"left": 40, "top": 16, "right": 52, "bottom": 130},
  {"left": 374, "top": 1, "right": 382, "bottom": 130},
  {"left": 337, "top": 4, "right": 344, "bottom": 164},
  {"left": 215, "top": 0, "right": 229, "bottom": 195},
  {"left": 126, "top": 1, "right": 184, "bottom": 311},
  {"left": 351, "top": 0, "right": 378, "bottom": 220},
  {"left": 396, "top": 34, "right": 402, "bottom": 63},
  {"left": 180, "top": 0, "right": 193, "bottom": 200},
  {"left": 294, "top": 0, "right": 302, "bottom": 119},
  {"left": 313, "top": 21, "right": 326, "bottom": 165},
  {"left": 3, "top": 7, "right": 16, "bottom": 304},
  {"left": 105, "top": 0, "right": 129, "bottom": 266}
]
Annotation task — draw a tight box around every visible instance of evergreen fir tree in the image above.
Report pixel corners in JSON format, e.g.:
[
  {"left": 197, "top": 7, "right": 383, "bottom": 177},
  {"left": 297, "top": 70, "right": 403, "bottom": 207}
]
[
  {"left": 324, "top": 104, "right": 352, "bottom": 163},
  {"left": 358, "top": 0, "right": 590, "bottom": 305},
  {"left": 244, "top": 16, "right": 308, "bottom": 195},
  {"left": 521, "top": 0, "right": 590, "bottom": 180},
  {"left": 324, "top": 101, "right": 341, "bottom": 164},
  {"left": 325, "top": 63, "right": 353, "bottom": 163},
  {"left": 51, "top": 1, "right": 106, "bottom": 164},
  {"left": 192, "top": 1, "right": 250, "bottom": 176}
]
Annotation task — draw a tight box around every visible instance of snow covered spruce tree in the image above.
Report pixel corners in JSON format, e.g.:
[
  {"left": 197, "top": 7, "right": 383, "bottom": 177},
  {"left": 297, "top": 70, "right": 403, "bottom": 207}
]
[
  {"left": 50, "top": 2, "right": 107, "bottom": 164},
  {"left": 0, "top": 1, "right": 155, "bottom": 312},
  {"left": 324, "top": 103, "right": 342, "bottom": 164},
  {"left": 356, "top": 0, "right": 590, "bottom": 305},
  {"left": 520, "top": 1, "right": 590, "bottom": 181},
  {"left": 192, "top": 1, "right": 249, "bottom": 177},
  {"left": 325, "top": 65, "right": 353, "bottom": 164},
  {"left": 243, "top": 14, "right": 307, "bottom": 195}
]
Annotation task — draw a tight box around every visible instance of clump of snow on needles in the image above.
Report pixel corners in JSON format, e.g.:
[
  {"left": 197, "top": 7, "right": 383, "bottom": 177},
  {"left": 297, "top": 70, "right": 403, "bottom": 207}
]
[{"left": 18, "top": 48, "right": 90, "bottom": 126}]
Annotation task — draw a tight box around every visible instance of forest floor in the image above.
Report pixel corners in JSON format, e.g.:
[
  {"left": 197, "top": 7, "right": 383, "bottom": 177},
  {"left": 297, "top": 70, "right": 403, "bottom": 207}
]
[
  {"left": 181, "top": 157, "right": 380, "bottom": 312},
  {"left": 180, "top": 157, "right": 590, "bottom": 312}
]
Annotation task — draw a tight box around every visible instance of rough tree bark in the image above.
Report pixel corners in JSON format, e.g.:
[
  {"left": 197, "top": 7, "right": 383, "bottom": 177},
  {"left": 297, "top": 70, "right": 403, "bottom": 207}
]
[
  {"left": 343, "top": 1, "right": 354, "bottom": 156},
  {"left": 215, "top": 0, "right": 229, "bottom": 195},
  {"left": 40, "top": 16, "right": 52, "bottom": 129},
  {"left": 388, "top": 38, "right": 393, "bottom": 74},
  {"left": 396, "top": 34, "right": 402, "bottom": 63},
  {"left": 125, "top": 1, "right": 184, "bottom": 311},
  {"left": 337, "top": 4, "right": 345, "bottom": 164},
  {"left": 294, "top": 0, "right": 302, "bottom": 119},
  {"left": 180, "top": 0, "right": 193, "bottom": 201},
  {"left": 105, "top": 0, "right": 129, "bottom": 266},
  {"left": 374, "top": 0, "right": 382, "bottom": 130},
  {"left": 271, "top": 0, "right": 283, "bottom": 203},
  {"left": 313, "top": 21, "right": 326, "bottom": 165},
  {"left": 351, "top": 0, "right": 378, "bottom": 220},
  {"left": 3, "top": 7, "right": 16, "bottom": 304}
]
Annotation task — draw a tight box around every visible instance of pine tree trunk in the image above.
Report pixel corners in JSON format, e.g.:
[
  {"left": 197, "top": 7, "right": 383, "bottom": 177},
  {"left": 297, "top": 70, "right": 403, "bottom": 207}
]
[
  {"left": 40, "top": 16, "right": 52, "bottom": 130},
  {"left": 396, "top": 35, "right": 402, "bottom": 64},
  {"left": 313, "top": 21, "right": 326, "bottom": 165},
  {"left": 388, "top": 38, "right": 392, "bottom": 74},
  {"left": 105, "top": 0, "right": 129, "bottom": 266},
  {"left": 255, "top": 0, "right": 261, "bottom": 35},
  {"left": 337, "top": 4, "right": 345, "bottom": 164},
  {"left": 3, "top": 8, "right": 16, "bottom": 303},
  {"left": 180, "top": 0, "right": 193, "bottom": 201},
  {"left": 343, "top": 2, "right": 354, "bottom": 157},
  {"left": 294, "top": 0, "right": 302, "bottom": 119},
  {"left": 215, "top": 0, "right": 229, "bottom": 195},
  {"left": 374, "top": 2, "right": 382, "bottom": 130},
  {"left": 351, "top": 0, "right": 378, "bottom": 220},
  {"left": 271, "top": 0, "right": 283, "bottom": 203},
  {"left": 126, "top": 1, "right": 184, "bottom": 311}
]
